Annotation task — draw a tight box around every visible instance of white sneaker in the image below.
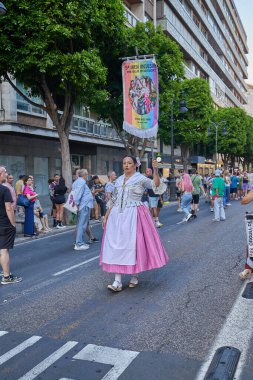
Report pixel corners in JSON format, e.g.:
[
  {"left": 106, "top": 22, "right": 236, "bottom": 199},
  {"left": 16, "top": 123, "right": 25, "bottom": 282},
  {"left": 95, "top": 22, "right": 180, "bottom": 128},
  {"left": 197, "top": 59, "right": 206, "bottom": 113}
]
[
  {"left": 185, "top": 213, "right": 192, "bottom": 222},
  {"left": 177, "top": 208, "right": 183, "bottom": 212},
  {"left": 210, "top": 208, "right": 214, "bottom": 212},
  {"left": 74, "top": 244, "right": 89, "bottom": 250},
  {"left": 155, "top": 221, "right": 163, "bottom": 228},
  {"left": 226, "top": 203, "right": 231, "bottom": 206}
]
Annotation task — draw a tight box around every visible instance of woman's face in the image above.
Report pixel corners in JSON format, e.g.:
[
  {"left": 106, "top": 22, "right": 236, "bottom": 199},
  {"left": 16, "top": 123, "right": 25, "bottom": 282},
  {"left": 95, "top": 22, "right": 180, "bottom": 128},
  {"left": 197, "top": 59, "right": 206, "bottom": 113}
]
[
  {"left": 123, "top": 157, "right": 136, "bottom": 175},
  {"left": 27, "top": 178, "right": 32, "bottom": 186}
]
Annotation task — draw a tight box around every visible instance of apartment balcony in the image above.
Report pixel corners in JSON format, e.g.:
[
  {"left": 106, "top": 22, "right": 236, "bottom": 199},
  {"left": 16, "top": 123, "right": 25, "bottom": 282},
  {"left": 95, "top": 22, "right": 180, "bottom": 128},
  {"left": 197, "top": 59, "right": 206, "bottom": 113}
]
[
  {"left": 124, "top": 6, "right": 140, "bottom": 27},
  {"left": 205, "top": 0, "right": 248, "bottom": 71},
  {"left": 167, "top": 0, "right": 247, "bottom": 102},
  {"left": 192, "top": 0, "right": 248, "bottom": 82},
  {"left": 157, "top": 17, "right": 245, "bottom": 108},
  {"left": 71, "top": 116, "right": 120, "bottom": 142},
  {"left": 183, "top": 63, "right": 198, "bottom": 79},
  {"left": 212, "top": 0, "right": 248, "bottom": 55}
]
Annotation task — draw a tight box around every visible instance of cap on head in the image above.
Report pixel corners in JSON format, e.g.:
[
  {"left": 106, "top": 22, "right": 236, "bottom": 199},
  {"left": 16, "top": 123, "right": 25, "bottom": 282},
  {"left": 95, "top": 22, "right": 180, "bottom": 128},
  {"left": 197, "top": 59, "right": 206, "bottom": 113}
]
[{"left": 215, "top": 169, "right": 221, "bottom": 177}]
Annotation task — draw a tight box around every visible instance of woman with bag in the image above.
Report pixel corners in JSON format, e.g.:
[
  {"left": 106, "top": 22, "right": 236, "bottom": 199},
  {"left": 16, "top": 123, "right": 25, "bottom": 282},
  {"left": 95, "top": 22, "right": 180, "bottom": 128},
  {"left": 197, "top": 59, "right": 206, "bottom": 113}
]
[{"left": 23, "top": 176, "right": 38, "bottom": 237}]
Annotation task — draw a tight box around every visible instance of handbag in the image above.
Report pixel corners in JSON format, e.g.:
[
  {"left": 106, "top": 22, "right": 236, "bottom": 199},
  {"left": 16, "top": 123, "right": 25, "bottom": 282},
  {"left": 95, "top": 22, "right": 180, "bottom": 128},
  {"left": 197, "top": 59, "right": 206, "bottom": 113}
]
[
  {"left": 17, "top": 194, "right": 30, "bottom": 208},
  {"left": 64, "top": 190, "right": 78, "bottom": 214}
]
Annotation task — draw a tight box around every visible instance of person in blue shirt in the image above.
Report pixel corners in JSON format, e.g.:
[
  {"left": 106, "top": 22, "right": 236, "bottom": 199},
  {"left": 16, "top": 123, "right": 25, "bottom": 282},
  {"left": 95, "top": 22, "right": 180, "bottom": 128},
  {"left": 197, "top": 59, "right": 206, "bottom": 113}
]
[
  {"left": 73, "top": 169, "right": 94, "bottom": 250},
  {"left": 230, "top": 172, "right": 239, "bottom": 200}
]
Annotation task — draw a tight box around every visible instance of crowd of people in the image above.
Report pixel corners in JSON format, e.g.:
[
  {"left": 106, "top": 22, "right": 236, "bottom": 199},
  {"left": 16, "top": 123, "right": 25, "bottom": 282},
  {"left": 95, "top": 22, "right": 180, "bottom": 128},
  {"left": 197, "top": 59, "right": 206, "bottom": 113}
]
[{"left": 1, "top": 158, "right": 253, "bottom": 288}]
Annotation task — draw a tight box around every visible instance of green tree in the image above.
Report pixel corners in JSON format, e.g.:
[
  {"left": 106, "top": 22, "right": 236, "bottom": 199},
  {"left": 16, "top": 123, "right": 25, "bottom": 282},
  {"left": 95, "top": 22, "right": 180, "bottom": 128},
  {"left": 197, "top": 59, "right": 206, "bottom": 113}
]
[
  {"left": 159, "top": 78, "right": 213, "bottom": 170},
  {"left": 0, "top": 0, "right": 126, "bottom": 186},
  {"left": 242, "top": 115, "right": 253, "bottom": 170},
  {"left": 208, "top": 107, "right": 248, "bottom": 169},
  {"left": 92, "top": 22, "right": 184, "bottom": 158}
]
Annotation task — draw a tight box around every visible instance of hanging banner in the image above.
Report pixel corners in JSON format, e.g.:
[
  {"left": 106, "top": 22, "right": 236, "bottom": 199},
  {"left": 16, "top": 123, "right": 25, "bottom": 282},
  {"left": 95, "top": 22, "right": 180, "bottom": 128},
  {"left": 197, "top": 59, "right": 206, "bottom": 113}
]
[{"left": 122, "top": 59, "right": 159, "bottom": 138}]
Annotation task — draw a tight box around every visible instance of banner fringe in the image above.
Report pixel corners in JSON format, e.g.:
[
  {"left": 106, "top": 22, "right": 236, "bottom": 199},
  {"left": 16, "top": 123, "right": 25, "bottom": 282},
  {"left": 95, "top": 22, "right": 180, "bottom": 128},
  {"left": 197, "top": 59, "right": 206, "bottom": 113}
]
[{"left": 123, "top": 121, "right": 158, "bottom": 138}]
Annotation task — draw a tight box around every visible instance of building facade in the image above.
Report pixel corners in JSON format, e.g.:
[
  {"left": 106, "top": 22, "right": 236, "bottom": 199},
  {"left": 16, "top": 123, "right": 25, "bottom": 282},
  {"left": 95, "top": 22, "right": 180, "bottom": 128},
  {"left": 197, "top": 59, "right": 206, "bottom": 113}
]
[
  {"left": 125, "top": 0, "right": 249, "bottom": 109},
  {"left": 244, "top": 84, "right": 253, "bottom": 117},
  {"left": 0, "top": 0, "right": 249, "bottom": 191},
  {"left": 0, "top": 79, "right": 125, "bottom": 195}
]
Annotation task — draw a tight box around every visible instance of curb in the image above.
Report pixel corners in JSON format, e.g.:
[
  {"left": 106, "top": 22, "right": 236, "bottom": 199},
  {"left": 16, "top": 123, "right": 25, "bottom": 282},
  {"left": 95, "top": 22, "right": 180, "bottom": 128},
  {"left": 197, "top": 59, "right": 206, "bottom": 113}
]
[{"left": 14, "top": 220, "right": 102, "bottom": 245}]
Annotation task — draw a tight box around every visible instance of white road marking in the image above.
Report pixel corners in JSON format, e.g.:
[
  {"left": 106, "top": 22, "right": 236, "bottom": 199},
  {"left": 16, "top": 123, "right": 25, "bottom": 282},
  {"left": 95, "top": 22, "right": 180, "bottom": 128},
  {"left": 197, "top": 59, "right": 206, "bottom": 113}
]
[
  {"left": 73, "top": 344, "right": 139, "bottom": 380},
  {"left": 0, "top": 336, "right": 42, "bottom": 365},
  {"left": 0, "top": 331, "right": 8, "bottom": 337},
  {"left": 53, "top": 255, "right": 99, "bottom": 276},
  {"left": 195, "top": 280, "right": 253, "bottom": 380},
  {"left": 18, "top": 341, "right": 78, "bottom": 380}
]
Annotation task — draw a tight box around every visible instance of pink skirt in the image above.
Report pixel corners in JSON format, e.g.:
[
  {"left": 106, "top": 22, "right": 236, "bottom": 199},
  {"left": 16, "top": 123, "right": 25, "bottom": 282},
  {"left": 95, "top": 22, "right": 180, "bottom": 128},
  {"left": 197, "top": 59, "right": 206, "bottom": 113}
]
[{"left": 100, "top": 205, "right": 168, "bottom": 274}]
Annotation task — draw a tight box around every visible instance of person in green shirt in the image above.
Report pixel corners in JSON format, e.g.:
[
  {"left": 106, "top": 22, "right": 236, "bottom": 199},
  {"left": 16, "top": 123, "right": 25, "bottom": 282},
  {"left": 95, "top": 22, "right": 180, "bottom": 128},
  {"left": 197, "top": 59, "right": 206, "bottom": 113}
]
[
  {"left": 212, "top": 170, "right": 226, "bottom": 222},
  {"left": 191, "top": 169, "right": 205, "bottom": 215}
]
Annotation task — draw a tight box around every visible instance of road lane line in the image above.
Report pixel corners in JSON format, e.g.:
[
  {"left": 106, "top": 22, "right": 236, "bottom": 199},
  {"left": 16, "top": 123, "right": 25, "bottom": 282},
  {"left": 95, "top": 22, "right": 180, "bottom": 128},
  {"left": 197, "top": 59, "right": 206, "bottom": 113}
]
[
  {"left": 0, "top": 336, "right": 42, "bottom": 366},
  {"left": 73, "top": 344, "right": 139, "bottom": 380},
  {"left": 0, "top": 331, "right": 8, "bottom": 337},
  {"left": 53, "top": 255, "right": 99, "bottom": 276},
  {"left": 195, "top": 280, "right": 253, "bottom": 380},
  {"left": 18, "top": 341, "right": 78, "bottom": 380}
]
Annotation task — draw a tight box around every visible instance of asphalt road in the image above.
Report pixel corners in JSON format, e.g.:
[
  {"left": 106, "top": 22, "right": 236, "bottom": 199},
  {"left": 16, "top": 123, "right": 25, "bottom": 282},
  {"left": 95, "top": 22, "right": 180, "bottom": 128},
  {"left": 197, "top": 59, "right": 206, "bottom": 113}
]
[{"left": 0, "top": 199, "right": 253, "bottom": 380}]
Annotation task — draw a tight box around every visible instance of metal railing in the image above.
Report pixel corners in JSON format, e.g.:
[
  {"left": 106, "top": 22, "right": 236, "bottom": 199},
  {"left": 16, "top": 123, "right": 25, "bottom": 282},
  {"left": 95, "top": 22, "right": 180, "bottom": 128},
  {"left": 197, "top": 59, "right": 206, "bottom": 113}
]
[
  {"left": 124, "top": 6, "right": 140, "bottom": 27},
  {"left": 71, "top": 116, "right": 120, "bottom": 141}
]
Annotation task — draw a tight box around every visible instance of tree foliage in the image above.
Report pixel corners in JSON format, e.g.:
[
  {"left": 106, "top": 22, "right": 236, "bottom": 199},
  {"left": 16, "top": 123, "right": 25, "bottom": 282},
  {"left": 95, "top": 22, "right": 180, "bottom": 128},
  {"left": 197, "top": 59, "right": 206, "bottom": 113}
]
[
  {"left": 0, "top": 0, "right": 126, "bottom": 185},
  {"left": 208, "top": 107, "right": 248, "bottom": 168},
  {"left": 92, "top": 22, "right": 185, "bottom": 156},
  {"left": 159, "top": 77, "right": 213, "bottom": 168}
]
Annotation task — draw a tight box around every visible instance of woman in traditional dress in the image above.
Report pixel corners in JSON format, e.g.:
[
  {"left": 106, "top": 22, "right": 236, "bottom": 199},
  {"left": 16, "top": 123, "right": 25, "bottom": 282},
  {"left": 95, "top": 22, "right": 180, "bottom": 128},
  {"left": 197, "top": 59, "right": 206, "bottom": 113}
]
[{"left": 100, "top": 156, "right": 169, "bottom": 292}]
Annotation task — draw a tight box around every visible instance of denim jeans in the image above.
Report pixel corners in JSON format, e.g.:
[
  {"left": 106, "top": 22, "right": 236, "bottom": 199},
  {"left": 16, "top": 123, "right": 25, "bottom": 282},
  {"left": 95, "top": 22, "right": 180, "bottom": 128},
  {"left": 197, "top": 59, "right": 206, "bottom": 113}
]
[
  {"left": 181, "top": 192, "right": 192, "bottom": 217},
  {"left": 214, "top": 197, "right": 226, "bottom": 221},
  {"left": 223, "top": 186, "right": 230, "bottom": 206},
  {"left": 76, "top": 206, "right": 90, "bottom": 246}
]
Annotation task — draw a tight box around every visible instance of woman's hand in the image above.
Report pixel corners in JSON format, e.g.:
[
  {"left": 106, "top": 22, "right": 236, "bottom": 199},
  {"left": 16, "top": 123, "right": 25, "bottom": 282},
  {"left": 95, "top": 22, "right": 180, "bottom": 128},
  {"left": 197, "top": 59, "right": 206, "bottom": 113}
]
[
  {"left": 102, "top": 215, "right": 108, "bottom": 229},
  {"left": 152, "top": 159, "right": 160, "bottom": 187},
  {"left": 152, "top": 159, "right": 158, "bottom": 171}
]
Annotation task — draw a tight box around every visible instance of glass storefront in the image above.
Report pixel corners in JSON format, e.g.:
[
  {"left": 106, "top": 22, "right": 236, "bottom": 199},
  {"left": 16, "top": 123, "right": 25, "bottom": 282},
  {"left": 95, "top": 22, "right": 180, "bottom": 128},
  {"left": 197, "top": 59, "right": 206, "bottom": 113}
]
[
  {"left": 0, "top": 155, "right": 26, "bottom": 184},
  {"left": 34, "top": 157, "right": 49, "bottom": 196}
]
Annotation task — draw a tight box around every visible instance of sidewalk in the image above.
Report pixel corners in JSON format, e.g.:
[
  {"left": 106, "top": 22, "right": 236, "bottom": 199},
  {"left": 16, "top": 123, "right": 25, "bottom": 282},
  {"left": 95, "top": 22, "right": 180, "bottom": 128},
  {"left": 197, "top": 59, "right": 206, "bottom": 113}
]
[{"left": 15, "top": 219, "right": 101, "bottom": 245}]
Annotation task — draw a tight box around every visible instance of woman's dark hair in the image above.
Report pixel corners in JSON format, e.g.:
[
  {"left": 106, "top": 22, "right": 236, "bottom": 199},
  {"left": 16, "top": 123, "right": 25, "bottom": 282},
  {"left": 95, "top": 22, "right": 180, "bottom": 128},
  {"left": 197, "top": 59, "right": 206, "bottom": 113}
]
[
  {"left": 59, "top": 177, "right": 65, "bottom": 186},
  {"left": 23, "top": 175, "right": 30, "bottom": 184},
  {"left": 122, "top": 155, "right": 137, "bottom": 165},
  {"left": 92, "top": 175, "right": 99, "bottom": 180}
]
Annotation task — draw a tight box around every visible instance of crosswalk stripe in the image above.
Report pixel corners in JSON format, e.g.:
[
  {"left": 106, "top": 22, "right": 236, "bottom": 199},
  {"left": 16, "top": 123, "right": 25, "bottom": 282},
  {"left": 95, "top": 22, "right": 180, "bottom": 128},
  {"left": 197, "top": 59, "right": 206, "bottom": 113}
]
[
  {"left": 0, "top": 331, "right": 8, "bottom": 337},
  {"left": 17, "top": 341, "right": 78, "bottom": 380},
  {"left": 0, "top": 336, "right": 42, "bottom": 366},
  {"left": 74, "top": 344, "right": 139, "bottom": 380}
]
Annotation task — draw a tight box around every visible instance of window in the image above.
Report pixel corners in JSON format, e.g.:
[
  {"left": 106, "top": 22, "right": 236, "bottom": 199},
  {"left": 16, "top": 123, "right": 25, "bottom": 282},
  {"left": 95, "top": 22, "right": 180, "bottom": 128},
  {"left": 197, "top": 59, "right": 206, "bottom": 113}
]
[
  {"left": 16, "top": 81, "right": 45, "bottom": 116},
  {"left": 34, "top": 157, "right": 49, "bottom": 196},
  {"left": 0, "top": 155, "right": 25, "bottom": 184},
  {"left": 71, "top": 155, "right": 84, "bottom": 170}
]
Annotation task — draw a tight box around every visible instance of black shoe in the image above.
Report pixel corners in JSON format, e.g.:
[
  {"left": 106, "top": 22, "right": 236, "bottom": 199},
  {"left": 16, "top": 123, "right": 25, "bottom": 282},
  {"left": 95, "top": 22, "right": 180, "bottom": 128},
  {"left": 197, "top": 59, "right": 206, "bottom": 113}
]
[
  {"left": 86, "top": 237, "right": 100, "bottom": 244},
  {"left": 1, "top": 274, "right": 22, "bottom": 285}
]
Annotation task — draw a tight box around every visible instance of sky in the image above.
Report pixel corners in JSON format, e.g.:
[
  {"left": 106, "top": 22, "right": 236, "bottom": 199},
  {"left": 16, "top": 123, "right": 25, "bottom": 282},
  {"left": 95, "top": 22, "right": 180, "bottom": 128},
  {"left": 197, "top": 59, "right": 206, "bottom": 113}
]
[{"left": 234, "top": 0, "right": 253, "bottom": 84}]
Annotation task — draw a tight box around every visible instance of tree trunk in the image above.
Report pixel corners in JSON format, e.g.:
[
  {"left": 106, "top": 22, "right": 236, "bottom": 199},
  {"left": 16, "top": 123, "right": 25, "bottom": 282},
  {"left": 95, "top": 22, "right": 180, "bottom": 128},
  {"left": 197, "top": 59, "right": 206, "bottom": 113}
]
[
  {"left": 58, "top": 130, "right": 73, "bottom": 189},
  {"left": 181, "top": 143, "right": 190, "bottom": 172}
]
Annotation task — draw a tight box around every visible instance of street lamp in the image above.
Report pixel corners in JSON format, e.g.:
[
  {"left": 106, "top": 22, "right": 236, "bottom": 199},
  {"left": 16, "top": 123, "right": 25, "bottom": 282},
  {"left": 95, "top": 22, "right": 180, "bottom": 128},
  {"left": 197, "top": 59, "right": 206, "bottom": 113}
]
[
  {"left": 0, "top": 2, "right": 7, "bottom": 15},
  {"left": 208, "top": 121, "right": 227, "bottom": 169},
  {"left": 170, "top": 98, "right": 188, "bottom": 200}
]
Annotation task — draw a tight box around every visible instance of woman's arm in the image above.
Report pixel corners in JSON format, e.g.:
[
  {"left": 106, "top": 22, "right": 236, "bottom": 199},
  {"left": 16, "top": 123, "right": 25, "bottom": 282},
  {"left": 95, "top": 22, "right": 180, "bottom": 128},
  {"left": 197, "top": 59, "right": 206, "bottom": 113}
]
[{"left": 152, "top": 159, "right": 160, "bottom": 187}]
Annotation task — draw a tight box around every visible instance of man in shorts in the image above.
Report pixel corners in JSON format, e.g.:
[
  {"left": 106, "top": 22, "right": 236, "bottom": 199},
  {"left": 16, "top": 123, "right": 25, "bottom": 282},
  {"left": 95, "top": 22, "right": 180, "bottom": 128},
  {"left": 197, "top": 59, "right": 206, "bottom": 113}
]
[
  {"left": 146, "top": 168, "right": 162, "bottom": 228},
  {"left": 0, "top": 166, "right": 22, "bottom": 285}
]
